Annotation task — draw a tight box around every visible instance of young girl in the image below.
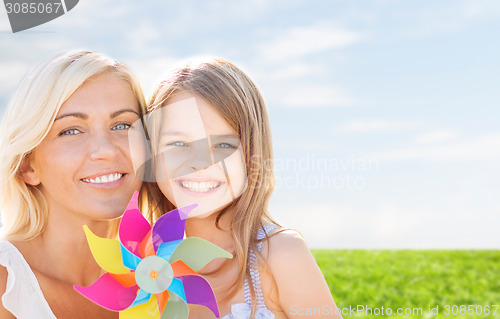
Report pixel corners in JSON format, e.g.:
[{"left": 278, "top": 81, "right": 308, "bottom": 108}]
[
  {"left": 0, "top": 51, "right": 146, "bottom": 318},
  {"left": 143, "top": 59, "right": 342, "bottom": 318}
]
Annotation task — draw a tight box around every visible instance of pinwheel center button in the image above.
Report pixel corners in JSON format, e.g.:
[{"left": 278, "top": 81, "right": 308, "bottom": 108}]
[{"left": 135, "top": 255, "right": 173, "bottom": 294}]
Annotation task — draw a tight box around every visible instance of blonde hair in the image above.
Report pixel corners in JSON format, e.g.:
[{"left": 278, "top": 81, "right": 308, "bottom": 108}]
[
  {"left": 146, "top": 58, "right": 278, "bottom": 308},
  {"left": 0, "top": 50, "right": 147, "bottom": 241}
]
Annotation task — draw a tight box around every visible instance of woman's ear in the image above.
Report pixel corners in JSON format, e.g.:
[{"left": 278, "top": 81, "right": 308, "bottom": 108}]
[{"left": 19, "top": 156, "right": 41, "bottom": 186}]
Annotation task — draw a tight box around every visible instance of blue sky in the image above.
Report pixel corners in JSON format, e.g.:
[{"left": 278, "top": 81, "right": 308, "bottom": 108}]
[{"left": 1, "top": 0, "right": 499, "bottom": 248}]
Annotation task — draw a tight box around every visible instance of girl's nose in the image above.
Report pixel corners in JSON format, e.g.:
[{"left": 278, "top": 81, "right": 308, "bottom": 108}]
[{"left": 188, "top": 140, "right": 213, "bottom": 172}]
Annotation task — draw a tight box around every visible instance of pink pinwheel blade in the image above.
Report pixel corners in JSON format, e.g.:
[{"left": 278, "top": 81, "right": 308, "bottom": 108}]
[
  {"left": 178, "top": 274, "right": 219, "bottom": 318},
  {"left": 152, "top": 204, "right": 197, "bottom": 252},
  {"left": 119, "top": 192, "right": 152, "bottom": 257},
  {"left": 74, "top": 273, "right": 138, "bottom": 311}
]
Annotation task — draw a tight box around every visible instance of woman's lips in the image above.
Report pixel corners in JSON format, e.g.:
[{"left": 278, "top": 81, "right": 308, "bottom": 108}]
[{"left": 81, "top": 172, "right": 126, "bottom": 188}]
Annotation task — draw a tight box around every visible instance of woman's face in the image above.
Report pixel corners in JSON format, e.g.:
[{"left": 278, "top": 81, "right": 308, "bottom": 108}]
[
  {"left": 155, "top": 91, "right": 247, "bottom": 219},
  {"left": 24, "top": 72, "right": 142, "bottom": 220}
]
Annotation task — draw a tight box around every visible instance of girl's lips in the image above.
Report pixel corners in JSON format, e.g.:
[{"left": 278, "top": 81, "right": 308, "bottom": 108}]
[{"left": 176, "top": 179, "right": 223, "bottom": 195}]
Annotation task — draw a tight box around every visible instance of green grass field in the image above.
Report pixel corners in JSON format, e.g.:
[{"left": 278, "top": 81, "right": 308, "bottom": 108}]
[{"left": 312, "top": 250, "right": 500, "bottom": 319}]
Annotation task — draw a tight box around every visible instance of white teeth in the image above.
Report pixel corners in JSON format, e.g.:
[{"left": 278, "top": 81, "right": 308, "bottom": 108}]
[
  {"left": 83, "top": 173, "right": 123, "bottom": 184},
  {"left": 179, "top": 180, "right": 221, "bottom": 192}
]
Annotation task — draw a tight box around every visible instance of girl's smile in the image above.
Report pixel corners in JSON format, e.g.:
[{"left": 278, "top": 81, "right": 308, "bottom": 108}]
[{"left": 155, "top": 92, "right": 247, "bottom": 219}]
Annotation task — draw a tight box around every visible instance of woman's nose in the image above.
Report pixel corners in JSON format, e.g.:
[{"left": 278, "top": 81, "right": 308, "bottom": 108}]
[{"left": 88, "top": 132, "right": 120, "bottom": 161}]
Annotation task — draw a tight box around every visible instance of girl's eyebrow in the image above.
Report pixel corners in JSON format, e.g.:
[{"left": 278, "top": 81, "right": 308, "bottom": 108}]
[
  {"left": 55, "top": 109, "right": 139, "bottom": 122},
  {"left": 160, "top": 130, "right": 188, "bottom": 137}
]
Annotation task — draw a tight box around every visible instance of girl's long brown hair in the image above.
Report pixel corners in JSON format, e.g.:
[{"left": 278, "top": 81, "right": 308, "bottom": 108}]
[{"left": 145, "top": 58, "right": 279, "bottom": 308}]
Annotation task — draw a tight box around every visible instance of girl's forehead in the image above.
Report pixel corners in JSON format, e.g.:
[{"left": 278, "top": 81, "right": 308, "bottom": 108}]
[{"left": 159, "top": 95, "right": 237, "bottom": 137}]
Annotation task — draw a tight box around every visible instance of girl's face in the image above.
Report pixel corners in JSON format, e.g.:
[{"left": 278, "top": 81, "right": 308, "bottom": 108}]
[
  {"left": 22, "top": 72, "right": 142, "bottom": 220},
  {"left": 155, "top": 91, "right": 247, "bottom": 219}
]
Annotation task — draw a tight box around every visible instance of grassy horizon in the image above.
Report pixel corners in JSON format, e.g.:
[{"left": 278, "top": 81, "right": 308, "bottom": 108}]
[{"left": 312, "top": 250, "right": 500, "bottom": 318}]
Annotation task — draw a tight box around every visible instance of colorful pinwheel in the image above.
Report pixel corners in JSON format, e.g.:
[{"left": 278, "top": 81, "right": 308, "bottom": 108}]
[{"left": 74, "top": 192, "right": 232, "bottom": 318}]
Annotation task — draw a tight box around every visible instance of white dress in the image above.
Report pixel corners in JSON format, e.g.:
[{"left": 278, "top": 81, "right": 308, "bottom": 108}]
[
  {"left": 0, "top": 240, "right": 57, "bottom": 318},
  {"left": 220, "top": 224, "right": 277, "bottom": 319}
]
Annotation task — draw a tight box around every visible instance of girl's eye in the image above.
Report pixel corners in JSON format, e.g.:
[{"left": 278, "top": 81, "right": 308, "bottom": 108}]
[
  {"left": 112, "top": 123, "right": 131, "bottom": 131},
  {"left": 59, "top": 128, "right": 82, "bottom": 136},
  {"left": 168, "top": 141, "right": 188, "bottom": 147},
  {"left": 215, "top": 143, "right": 236, "bottom": 149}
]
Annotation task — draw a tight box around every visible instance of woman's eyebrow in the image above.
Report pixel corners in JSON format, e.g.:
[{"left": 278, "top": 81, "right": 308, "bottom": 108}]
[
  {"left": 110, "top": 109, "right": 140, "bottom": 118},
  {"left": 54, "top": 109, "right": 139, "bottom": 122},
  {"left": 55, "top": 112, "right": 88, "bottom": 121}
]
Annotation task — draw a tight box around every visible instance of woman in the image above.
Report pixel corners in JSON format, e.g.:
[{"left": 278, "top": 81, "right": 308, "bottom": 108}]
[{"left": 0, "top": 51, "right": 146, "bottom": 318}]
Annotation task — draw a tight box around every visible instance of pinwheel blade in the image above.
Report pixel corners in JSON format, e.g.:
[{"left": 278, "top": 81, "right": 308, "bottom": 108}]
[
  {"left": 120, "top": 294, "right": 160, "bottom": 319},
  {"left": 119, "top": 191, "right": 151, "bottom": 257},
  {"left": 74, "top": 273, "right": 138, "bottom": 311},
  {"left": 160, "top": 292, "right": 189, "bottom": 319},
  {"left": 82, "top": 225, "right": 129, "bottom": 274},
  {"left": 171, "top": 260, "right": 197, "bottom": 277},
  {"left": 129, "top": 289, "right": 152, "bottom": 308},
  {"left": 152, "top": 204, "right": 197, "bottom": 251},
  {"left": 110, "top": 272, "right": 137, "bottom": 288},
  {"left": 156, "top": 291, "right": 169, "bottom": 315},
  {"left": 156, "top": 239, "right": 182, "bottom": 261},
  {"left": 179, "top": 274, "right": 219, "bottom": 317},
  {"left": 120, "top": 243, "right": 142, "bottom": 270},
  {"left": 139, "top": 229, "right": 155, "bottom": 258},
  {"left": 169, "top": 237, "right": 232, "bottom": 271},
  {"left": 168, "top": 278, "right": 186, "bottom": 302}
]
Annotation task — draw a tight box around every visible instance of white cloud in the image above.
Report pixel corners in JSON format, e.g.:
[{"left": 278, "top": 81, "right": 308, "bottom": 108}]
[
  {"left": 334, "top": 119, "right": 422, "bottom": 134},
  {"left": 0, "top": 61, "right": 31, "bottom": 96},
  {"left": 127, "top": 56, "right": 188, "bottom": 98},
  {"left": 279, "top": 85, "right": 356, "bottom": 108},
  {"left": 259, "top": 23, "right": 361, "bottom": 62},
  {"left": 371, "top": 133, "right": 500, "bottom": 161},
  {"left": 269, "top": 203, "right": 357, "bottom": 248},
  {"left": 270, "top": 201, "right": 500, "bottom": 248},
  {"left": 414, "top": 129, "right": 459, "bottom": 144},
  {"left": 394, "top": 0, "right": 500, "bottom": 38}
]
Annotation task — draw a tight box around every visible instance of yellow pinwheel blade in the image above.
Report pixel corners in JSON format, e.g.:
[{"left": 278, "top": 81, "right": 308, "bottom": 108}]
[
  {"left": 83, "top": 225, "right": 130, "bottom": 274},
  {"left": 119, "top": 294, "right": 160, "bottom": 319}
]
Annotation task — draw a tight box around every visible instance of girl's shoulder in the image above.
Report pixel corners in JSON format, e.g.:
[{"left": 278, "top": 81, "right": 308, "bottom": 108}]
[
  {"left": 258, "top": 228, "right": 339, "bottom": 318},
  {"left": 259, "top": 226, "right": 308, "bottom": 260}
]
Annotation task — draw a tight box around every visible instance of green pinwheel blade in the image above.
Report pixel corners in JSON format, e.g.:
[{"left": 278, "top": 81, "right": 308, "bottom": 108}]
[
  {"left": 169, "top": 237, "right": 232, "bottom": 271},
  {"left": 161, "top": 292, "right": 188, "bottom": 319}
]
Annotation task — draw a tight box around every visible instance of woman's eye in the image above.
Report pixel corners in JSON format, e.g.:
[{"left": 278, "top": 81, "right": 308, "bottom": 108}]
[
  {"left": 59, "top": 128, "right": 82, "bottom": 136},
  {"left": 112, "top": 123, "right": 131, "bottom": 131},
  {"left": 215, "top": 143, "right": 236, "bottom": 149},
  {"left": 168, "top": 141, "right": 188, "bottom": 147}
]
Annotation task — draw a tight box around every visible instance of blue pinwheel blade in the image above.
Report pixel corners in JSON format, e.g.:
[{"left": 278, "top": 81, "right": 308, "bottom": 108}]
[
  {"left": 129, "top": 289, "right": 152, "bottom": 308},
  {"left": 156, "top": 240, "right": 182, "bottom": 261},
  {"left": 167, "top": 278, "right": 186, "bottom": 302},
  {"left": 120, "top": 242, "right": 142, "bottom": 270}
]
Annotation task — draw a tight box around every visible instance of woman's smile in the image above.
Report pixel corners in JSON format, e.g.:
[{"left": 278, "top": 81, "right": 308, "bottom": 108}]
[{"left": 81, "top": 171, "right": 127, "bottom": 188}]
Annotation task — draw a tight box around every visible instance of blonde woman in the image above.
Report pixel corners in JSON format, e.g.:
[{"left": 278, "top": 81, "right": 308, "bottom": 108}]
[
  {"left": 0, "top": 51, "right": 146, "bottom": 318},
  {"left": 141, "top": 59, "right": 342, "bottom": 318}
]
